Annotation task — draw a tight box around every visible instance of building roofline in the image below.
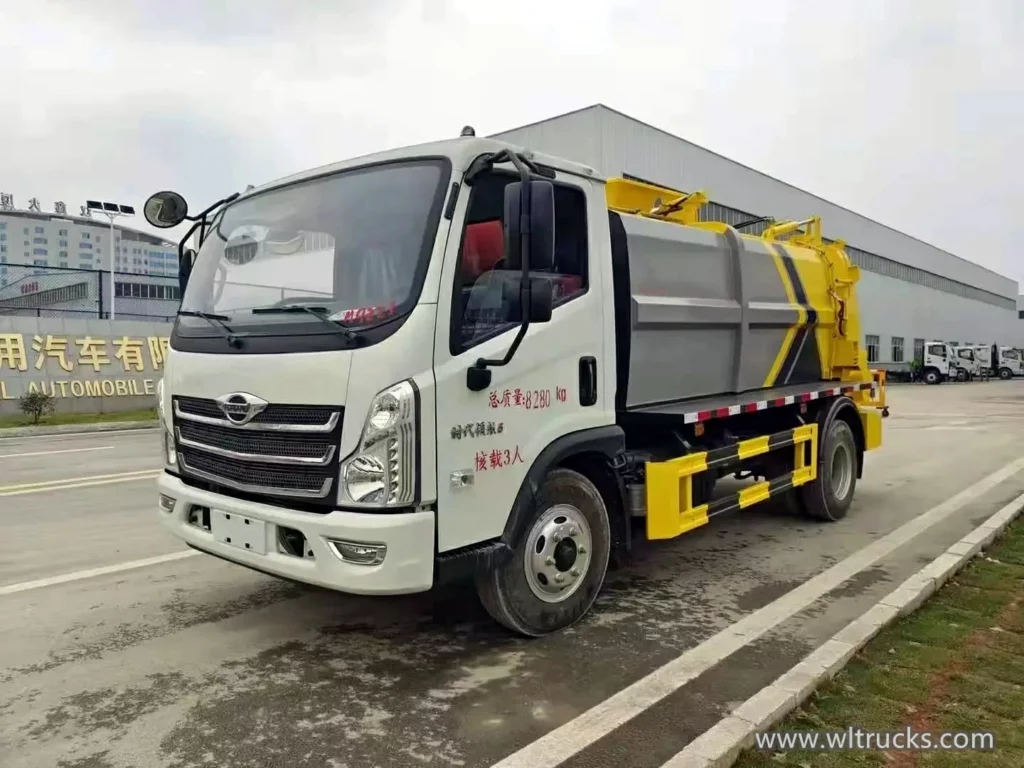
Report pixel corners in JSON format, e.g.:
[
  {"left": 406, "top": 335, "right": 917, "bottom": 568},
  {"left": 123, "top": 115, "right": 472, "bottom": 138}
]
[
  {"left": 0, "top": 207, "right": 176, "bottom": 247},
  {"left": 491, "top": 103, "right": 1016, "bottom": 288}
]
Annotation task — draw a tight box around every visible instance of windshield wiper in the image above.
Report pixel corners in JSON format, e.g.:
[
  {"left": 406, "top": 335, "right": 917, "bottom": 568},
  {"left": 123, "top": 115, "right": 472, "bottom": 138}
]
[
  {"left": 251, "top": 304, "right": 399, "bottom": 342},
  {"left": 177, "top": 310, "right": 244, "bottom": 348},
  {"left": 251, "top": 304, "right": 358, "bottom": 338}
]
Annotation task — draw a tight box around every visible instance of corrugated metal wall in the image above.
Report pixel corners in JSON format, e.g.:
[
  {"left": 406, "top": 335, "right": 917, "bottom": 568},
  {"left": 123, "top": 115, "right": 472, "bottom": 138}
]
[{"left": 493, "top": 105, "right": 1020, "bottom": 352}]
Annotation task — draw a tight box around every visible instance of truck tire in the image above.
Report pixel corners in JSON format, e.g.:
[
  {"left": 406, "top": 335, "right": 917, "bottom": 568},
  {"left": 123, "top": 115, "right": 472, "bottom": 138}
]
[
  {"left": 799, "top": 417, "right": 857, "bottom": 522},
  {"left": 956, "top": 368, "right": 968, "bottom": 382},
  {"left": 476, "top": 468, "right": 611, "bottom": 637},
  {"left": 999, "top": 367, "right": 1013, "bottom": 380},
  {"left": 923, "top": 368, "right": 941, "bottom": 385}
]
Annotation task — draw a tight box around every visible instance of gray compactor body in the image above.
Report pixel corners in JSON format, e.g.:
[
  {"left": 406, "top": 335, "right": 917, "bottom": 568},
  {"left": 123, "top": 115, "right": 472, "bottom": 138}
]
[{"left": 611, "top": 212, "right": 825, "bottom": 411}]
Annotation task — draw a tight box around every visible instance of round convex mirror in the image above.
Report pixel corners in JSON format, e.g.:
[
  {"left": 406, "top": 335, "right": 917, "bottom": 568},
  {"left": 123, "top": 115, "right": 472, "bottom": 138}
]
[{"left": 144, "top": 191, "right": 189, "bottom": 228}]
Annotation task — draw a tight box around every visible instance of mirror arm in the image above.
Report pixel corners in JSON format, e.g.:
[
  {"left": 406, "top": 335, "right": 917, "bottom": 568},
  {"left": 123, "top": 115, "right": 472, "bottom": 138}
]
[
  {"left": 466, "top": 157, "right": 535, "bottom": 392},
  {"left": 175, "top": 191, "right": 242, "bottom": 260}
]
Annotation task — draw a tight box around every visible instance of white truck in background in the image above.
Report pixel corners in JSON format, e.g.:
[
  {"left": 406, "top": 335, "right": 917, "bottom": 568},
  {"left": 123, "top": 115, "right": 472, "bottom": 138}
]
[
  {"left": 950, "top": 345, "right": 981, "bottom": 382},
  {"left": 976, "top": 345, "right": 1023, "bottom": 380},
  {"left": 921, "top": 341, "right": 955, "bottom": 384}
]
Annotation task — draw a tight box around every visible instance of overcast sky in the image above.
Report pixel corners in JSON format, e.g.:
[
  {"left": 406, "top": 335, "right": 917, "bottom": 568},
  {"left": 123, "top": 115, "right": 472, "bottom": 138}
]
[{"left": 4, "top": 0, "right": 1021, "bottom": 289}]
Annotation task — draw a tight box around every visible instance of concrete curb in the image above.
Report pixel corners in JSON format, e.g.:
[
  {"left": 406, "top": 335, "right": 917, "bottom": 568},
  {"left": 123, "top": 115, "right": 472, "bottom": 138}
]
[
  {"left": 0, "top": 420, "right": 159, "bottom": 439},
  {"left": 660, "top": 491, "right": 1024, "bottom": 768}
]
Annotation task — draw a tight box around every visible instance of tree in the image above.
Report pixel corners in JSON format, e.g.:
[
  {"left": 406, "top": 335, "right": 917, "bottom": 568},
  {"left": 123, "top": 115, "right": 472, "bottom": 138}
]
[{"left": 19, "top": 390, "right": 56, "bottom": 425}]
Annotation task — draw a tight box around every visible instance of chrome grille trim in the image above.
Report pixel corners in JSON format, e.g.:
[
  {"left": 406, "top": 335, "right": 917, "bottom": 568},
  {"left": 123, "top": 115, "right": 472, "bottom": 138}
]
[
  {"left": 171, "top": 395, "right": 342, "bottom": 505},
  {"left": 173, "top": 402, "right": 340, "bottom": 433},
  {"left": 178, "top": 455, "right": 334, "bottom": 499},
  {"left": 175, "top": 428, "right": 337, "bottom": 467}
]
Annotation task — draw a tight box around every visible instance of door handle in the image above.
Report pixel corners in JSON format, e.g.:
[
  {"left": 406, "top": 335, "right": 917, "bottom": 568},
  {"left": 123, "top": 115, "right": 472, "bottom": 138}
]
[{"left": 579, "top": 356, "right": 597, "bottom": 407}]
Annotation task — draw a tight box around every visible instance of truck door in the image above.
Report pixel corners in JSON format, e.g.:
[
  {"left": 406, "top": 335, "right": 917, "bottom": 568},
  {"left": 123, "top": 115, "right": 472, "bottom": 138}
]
[{"left": 431, "top": 170, "right": 614, "bottom": 554}]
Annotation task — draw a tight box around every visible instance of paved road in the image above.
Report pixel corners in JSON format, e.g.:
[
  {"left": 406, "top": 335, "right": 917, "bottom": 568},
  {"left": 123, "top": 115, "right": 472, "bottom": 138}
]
[{"left": 1, "top": 381, "right": 1022, "bottom": 768}]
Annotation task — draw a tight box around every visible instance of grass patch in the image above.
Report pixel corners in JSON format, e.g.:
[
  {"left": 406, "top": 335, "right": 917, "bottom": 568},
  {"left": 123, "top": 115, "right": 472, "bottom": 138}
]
[
  {"left": 734, "top": 517, "right": 1024, "bottom": 767},
  {"left": 0, "top": 408, "right": 158, "bottom": 430}
]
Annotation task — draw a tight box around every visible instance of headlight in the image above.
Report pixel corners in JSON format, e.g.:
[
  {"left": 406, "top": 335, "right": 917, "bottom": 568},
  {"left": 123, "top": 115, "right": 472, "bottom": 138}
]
[
  {"left": 163, "top": 425, "right": 178, "bottom": 468},
  {"left": 339, "top": 380, "right": 417, "bottom": 508}
]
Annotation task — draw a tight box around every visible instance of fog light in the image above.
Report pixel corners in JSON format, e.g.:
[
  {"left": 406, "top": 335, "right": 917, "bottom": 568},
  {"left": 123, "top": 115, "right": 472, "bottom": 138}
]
[
  {"left": 328, "top": 539, "right": 387, "bottom": 566},
  {"left": 158, "top": 494, "right": 176, "bottom": 513}
]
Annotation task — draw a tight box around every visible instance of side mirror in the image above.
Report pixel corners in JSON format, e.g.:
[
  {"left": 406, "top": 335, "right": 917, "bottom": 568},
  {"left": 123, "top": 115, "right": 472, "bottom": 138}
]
[
  {"left": 144, "top": 191, "right": 190, "bottom": 229},
  {"left": 179, "top": 248, "right": 195, "bottom": 295},
  {"left": 503, "top": 180, "right": 555, "bottom": 272},
  {"left": 504, "top": 277, "right": 554, "bottom": 324},
  {"left": 527, "top": 279, "right": 553, "bottom": 323}
]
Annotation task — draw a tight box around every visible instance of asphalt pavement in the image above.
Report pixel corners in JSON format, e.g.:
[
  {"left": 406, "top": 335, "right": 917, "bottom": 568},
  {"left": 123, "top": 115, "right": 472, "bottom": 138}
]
[{"left": 1, "top": 381, "right": 1022, "bottom": 768}]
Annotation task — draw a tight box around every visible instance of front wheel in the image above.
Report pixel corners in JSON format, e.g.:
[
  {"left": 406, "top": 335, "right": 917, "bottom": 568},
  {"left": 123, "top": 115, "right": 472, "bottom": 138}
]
[
  {"left": 800, "top": 417, "right": 858, "bottom": 522},
  {"left": 923, "top": 368, "right": 941, "bottom": 385},
  {"left": 477, "top": 468, "right": 611, "bottom": 637},
  {"left": 956, "top": 368, "right": 968, "bottom": 382},
  {"left": 999, "top": 367, "right": 1013, "bottom": 380}
]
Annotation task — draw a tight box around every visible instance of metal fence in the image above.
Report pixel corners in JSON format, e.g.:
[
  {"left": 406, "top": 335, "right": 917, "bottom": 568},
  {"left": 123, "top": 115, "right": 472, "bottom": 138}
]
[{"left": 0, "top": 263, "right": 180, "bottom": 322}]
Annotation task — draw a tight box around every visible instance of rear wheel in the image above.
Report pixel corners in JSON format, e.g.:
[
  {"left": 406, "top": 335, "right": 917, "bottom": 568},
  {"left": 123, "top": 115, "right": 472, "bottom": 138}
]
[
  {"left": 800, "top": 417, "right": 858, "bottom": 522},
  {"left": 477, "top": 468, "right": 611, "bottom": 637}
]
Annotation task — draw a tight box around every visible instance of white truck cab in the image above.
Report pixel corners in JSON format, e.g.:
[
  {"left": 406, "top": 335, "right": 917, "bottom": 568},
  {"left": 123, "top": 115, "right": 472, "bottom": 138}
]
[
  {"left": 994, "top": 346, "right": 1023, "bottom": 379},
  {"left": 146, "top": 133, "right": 886, "bottom": 635},
  {"left": 951, "top": 345, "right": 980, "bottom": 381},
  {"left": 921, "top": 340, "right": 953, "bottom": 384}
]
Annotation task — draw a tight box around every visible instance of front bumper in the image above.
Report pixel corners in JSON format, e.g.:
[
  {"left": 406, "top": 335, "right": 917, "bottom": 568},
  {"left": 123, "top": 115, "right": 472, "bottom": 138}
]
[{"left": 157, "top": 472, "right": 435, "bottom": 595}]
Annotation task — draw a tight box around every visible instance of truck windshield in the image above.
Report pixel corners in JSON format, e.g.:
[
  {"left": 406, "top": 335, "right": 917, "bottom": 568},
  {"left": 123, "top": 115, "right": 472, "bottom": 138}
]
[{"left": 177, "top": 159, "right": 449, "bottom": 336}]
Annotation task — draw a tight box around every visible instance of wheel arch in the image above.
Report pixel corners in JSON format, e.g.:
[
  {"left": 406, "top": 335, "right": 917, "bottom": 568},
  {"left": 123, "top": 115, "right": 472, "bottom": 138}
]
[
  {"left": 501, "top": 425, "right": 628, "bottom": 557},
  {"left": 813, "top": 395, "right": 866, "bottom": 479}
]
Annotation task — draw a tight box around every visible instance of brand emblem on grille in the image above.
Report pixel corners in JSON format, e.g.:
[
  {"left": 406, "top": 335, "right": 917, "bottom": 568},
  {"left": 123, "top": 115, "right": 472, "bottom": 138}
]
[{"left": 214, "top": 392, "right": 268, "bottom": 426}]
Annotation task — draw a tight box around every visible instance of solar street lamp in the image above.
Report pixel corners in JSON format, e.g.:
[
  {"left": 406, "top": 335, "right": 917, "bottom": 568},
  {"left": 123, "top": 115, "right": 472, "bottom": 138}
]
[{"left": 86, "top": 200, "right": 135, "bottom": 320}]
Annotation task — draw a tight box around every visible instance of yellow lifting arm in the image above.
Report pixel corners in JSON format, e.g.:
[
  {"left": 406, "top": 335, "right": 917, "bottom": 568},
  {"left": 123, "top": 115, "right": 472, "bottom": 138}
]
[{"left": 606, "top": 177, "right": 708, "bottom": 226}]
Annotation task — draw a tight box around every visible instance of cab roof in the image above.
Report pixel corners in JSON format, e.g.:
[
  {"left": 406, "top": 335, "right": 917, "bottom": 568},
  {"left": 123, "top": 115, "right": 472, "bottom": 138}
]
[{"left": 237, "top": 136, "right": 601, "bottom": 203}]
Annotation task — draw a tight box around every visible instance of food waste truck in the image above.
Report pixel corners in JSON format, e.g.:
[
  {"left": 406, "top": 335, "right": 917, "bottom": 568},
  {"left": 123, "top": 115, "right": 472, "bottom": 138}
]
[{"left": 147, "top": 132, "right": 888, "bottom": 636}]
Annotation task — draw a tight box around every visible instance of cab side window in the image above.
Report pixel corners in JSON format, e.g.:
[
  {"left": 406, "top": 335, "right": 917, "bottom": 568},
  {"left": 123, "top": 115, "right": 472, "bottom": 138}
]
[{"left": 450, "top": 172, "right": 588, "bottom": 354}]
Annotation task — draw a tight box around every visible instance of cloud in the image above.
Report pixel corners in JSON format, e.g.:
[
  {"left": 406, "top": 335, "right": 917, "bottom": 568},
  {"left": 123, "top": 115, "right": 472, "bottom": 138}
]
[{"left": 4, "top": 0, "right": 1021, "bottom": 285}]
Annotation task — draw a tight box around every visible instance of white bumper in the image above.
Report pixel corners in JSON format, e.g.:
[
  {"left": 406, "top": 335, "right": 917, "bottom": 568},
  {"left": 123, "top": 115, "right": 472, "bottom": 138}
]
[{"left": 157, "top": 472, "right": 435, "bottom": 595}]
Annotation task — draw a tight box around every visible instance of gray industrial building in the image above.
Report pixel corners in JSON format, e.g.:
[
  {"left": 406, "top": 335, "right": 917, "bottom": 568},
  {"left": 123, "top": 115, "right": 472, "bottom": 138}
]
[
  {"left": 1018, "top": 295, "right": 1024, "bottom": 346},
  {"left": 491, "top": 105, "right": 1020, "bottom": 366}
]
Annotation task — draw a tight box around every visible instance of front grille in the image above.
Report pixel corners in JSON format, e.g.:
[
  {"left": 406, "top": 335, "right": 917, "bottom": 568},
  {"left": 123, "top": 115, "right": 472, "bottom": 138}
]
[
  {"left": 177, "top": 421, "right": 336, "bottom": 464},
  {"left": 172, "top": 396, "right": 342, "bottom": 506},
  {"left": 176, "top": 396, "right": 337, "bottom": 429},
  {"left": 179, "top": 452, "right": 332, "bottom": 497}
]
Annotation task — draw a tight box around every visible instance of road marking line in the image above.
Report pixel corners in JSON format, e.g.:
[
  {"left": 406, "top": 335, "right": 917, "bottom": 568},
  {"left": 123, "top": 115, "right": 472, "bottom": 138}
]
[
  {"left": 0, "top": 470, "right": 161, "bottom": 496},
  {"left": 0, "top": 426, "right": 160, "bottom": 444},
  {"left": 658, "top": 489, "right": 1024, "bottom": 768},
  {"left": 489, "top": 456, "right": 1024, "bottom": 768},
  {"left": 0, "top": 446, "right": 114, "bottom": 460},
  {"left": 0, "top": 550, "right": 201, "bottom": 596},
  {"left": 0, "top": 474, "right": 163, "bottom": 497}
]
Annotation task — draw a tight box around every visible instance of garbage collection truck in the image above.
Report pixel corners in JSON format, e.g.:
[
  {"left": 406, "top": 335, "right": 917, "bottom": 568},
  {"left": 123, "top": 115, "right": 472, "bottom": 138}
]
[
  {"left": 921, "top": 341, "right": 955, "bottom": 384},
  {"left": 980, "top": 345, "right": 1023, "bottom": 379},
  {"left": 951, "top": 345, "right": 980, "bottom": 381},
  {"left": 148, "top": 132, "right": 887, "bottom": 636}
]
